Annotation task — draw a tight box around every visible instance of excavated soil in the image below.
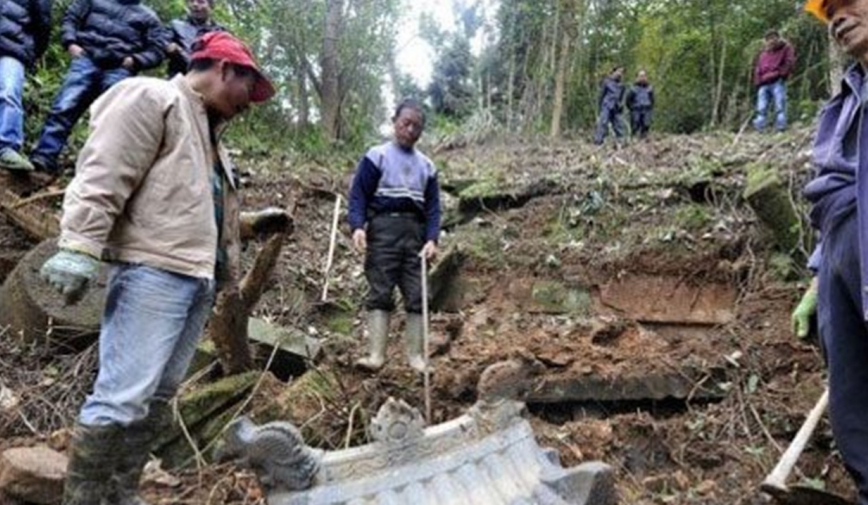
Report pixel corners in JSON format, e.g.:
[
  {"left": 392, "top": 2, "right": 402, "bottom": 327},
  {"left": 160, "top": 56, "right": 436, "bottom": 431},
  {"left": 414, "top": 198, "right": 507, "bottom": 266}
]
[{"left": 0, "top": 129, "right": 850, "bottom": 504}]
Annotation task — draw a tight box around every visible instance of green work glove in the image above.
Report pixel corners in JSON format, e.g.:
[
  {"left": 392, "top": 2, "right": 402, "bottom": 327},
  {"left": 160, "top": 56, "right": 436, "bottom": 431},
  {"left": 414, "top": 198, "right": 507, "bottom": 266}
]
[
  {"left": 791, "top": 284, "right": 818, "bottom": 339},
  {"left": 39, "top": 249, "right": 100, "bottom": 305}
]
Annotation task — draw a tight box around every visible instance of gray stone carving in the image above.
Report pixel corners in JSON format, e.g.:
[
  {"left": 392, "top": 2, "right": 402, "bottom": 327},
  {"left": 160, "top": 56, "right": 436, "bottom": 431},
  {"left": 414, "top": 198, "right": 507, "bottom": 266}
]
[
  {"left": 217, "top": 417, "right": 322, "bottom": 492},
  {"left": 222, "top": 359, "right": 617, "bottom": 504}
]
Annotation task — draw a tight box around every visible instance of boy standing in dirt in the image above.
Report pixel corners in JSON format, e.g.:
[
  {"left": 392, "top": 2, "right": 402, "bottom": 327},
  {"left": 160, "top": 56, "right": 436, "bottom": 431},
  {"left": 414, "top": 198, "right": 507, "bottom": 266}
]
[
  {"left": 795, "top": 1, "right": 868, "bottom": 503},
  {"left": 348, "top": 99, "right": 441, "bottom": 373},
  {"left": 593, "top": 66, "right": 626, "bottom": 146},
  {"left": 164, "top": 0, "right": 227, "bottom": 77},
  {"left": 39, "top": 32, "right": 277, "bottom": 504}
]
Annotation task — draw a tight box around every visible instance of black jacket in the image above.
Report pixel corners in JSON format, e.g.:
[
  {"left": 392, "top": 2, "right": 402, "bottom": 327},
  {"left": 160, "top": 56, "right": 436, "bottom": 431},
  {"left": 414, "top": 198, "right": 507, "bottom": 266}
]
[
  {"left": 0, "top": 0, "right": 52, "bottom": 67},
  {"left": 598, "top": 76, "right": 625, "bottom": 112},
  {"left": 626, "top": 82, "right": 654, "bottom": 110},
  {"left": 165, "top": 16, "right": 226, "bottom": 76},
  {"left": 61, "top": 0, "right": 165, "bottom": 71}
]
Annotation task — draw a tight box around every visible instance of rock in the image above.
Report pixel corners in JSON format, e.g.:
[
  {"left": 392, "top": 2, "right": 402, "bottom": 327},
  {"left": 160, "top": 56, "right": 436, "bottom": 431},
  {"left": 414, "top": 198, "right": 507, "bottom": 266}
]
[
  {"left": 0, "top": 252, "right": 25, "bottom": 284},
  {"left": 530, "top": 280, "right": 592, "bottom": 315},
  {"left": 427, "top": 247, "right": 467, "bottom": 313},
  {"left": 743, "top": 163, "right": 807, "bottom": 259},
  {"left": 0, "top": 239, "right": 106, "bottom": 345},
  {"left": 0, "top": 446, "right": 67, "bottom": 505}
]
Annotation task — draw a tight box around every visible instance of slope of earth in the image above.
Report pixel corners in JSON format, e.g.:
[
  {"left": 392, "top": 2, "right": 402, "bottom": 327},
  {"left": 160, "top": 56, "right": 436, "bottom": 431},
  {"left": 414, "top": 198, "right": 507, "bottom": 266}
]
[{"left": 0, "top": 129, "right": 845, "bottom": 504}]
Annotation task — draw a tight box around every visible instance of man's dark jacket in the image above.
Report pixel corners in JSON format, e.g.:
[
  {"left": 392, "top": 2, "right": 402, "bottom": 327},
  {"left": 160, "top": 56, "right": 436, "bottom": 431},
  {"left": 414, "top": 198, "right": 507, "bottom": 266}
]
[
  {"left": 165, "top": 16, "right": 226, "bottom": 76},
  {"left": 627, "top": 82, "right": 654, "bottom": 110},
  {"left": 598, "top": 76, "right": 625, "bottom": 112},
  {"left": 61, "top": 0, "right": 165, "bottom": 70},
  {"left": 0, "top": 0, "right": 52, "bottom": 68}
]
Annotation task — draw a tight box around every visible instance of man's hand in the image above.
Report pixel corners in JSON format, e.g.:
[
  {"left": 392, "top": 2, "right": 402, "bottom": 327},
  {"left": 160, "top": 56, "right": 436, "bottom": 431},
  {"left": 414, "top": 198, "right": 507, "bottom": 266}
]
[
  {"left": 239, "top": 207, "right": 293, "bottom": 240},
  {"left": 40, "top": 249, "right": 100, "bottom": 305},
  {"left": 122, "top": 56, "right": 135, "bottom": 70},
  {"left": 166, "top": 42, "right": 180, "bottom": 54},
  {"left": 421, "top": 241, "right": 438, "bottom": 261},
  {"left": 352, "top": 229, "right": 366, "bottom": 252},
  {"left": 68, "top": 44, "right": 84, "bottom": 57},
  {"left": 792, "top": 279, "right": 819, "bottom": 339}
]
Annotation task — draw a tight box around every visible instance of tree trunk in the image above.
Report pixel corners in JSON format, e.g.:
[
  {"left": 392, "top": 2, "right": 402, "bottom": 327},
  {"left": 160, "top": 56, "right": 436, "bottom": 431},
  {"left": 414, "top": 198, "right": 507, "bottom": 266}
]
[
  {"left": 550, "top": 26, "right": 571, "bottom": 138},
  {"left": 208, "top": 233, "right": 287, "bottom": 375},
  {"left": 320, "top": 0, "right": 344, "bottom": 141}
]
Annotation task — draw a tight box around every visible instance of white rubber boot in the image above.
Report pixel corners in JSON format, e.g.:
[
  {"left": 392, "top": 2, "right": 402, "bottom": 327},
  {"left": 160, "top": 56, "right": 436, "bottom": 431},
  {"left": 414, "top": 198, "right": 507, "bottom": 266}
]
[
  {"left": 405, "top": 313, "right": 428, "bottom": 373},
  {"left": 356, "top": 310, "right": 389, "bottom": 371}
]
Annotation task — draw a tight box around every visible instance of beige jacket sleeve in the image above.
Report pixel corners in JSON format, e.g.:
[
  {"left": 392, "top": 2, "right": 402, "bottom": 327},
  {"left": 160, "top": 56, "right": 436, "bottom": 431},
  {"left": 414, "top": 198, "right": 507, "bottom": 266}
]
[{"left": 59, "top": 81, "right": 169, "bottom": 258}]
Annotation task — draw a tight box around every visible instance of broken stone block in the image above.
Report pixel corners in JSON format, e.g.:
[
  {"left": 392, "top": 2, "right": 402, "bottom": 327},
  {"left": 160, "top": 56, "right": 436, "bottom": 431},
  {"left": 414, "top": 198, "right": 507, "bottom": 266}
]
[
  {"left": 0, "top": 252, "right": 24, "bottom": 284},
  {"left": 0, "top": 239, "right": 106, "bottom": 346},
  {"left": 599, "top": 274, "right": 735, "bottom": 325},
  {"left": 530, "top": 280, "right": 592, "bottom": 315},
  {"left": 224, "top": 361, "right": 616, "bottom": 505},
  {"left": 0, "top": 446, "right": 67, "bottom": 505},
  {"left": 427, "top": 247, "right": 466, "bottom": 313},
  {"left": 743, "top": 163, "right": 806, "bottom": 258}
]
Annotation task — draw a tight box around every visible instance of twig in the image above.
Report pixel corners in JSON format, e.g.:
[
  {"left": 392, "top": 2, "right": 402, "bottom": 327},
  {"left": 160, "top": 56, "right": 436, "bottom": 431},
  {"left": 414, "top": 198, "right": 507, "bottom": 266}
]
[
  {"left": 344, "top": 401, "right": 360, "bottom": 449},
  {"left": 10, "top": 188, "right": 65, "bottom": 209}
]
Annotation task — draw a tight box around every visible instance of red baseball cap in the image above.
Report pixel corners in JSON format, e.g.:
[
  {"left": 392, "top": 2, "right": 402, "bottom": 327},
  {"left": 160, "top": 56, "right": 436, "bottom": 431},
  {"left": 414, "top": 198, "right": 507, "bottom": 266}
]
[{"left": 190, "top": 31, "right": 276, "bottom": 103}]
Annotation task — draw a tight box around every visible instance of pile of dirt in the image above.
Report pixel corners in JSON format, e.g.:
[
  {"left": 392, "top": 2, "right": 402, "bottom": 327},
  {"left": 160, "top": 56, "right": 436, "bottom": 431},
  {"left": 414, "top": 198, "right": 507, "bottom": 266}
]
[{"left": 0, "top": 128, "right": 845, "bottom": 504}]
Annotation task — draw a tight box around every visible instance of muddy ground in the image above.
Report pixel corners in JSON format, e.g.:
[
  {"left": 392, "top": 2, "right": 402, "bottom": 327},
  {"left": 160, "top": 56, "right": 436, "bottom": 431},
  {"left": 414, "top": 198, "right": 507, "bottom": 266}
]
[{"left": 0, "top": 129, "right": 849, "bottom": 504}]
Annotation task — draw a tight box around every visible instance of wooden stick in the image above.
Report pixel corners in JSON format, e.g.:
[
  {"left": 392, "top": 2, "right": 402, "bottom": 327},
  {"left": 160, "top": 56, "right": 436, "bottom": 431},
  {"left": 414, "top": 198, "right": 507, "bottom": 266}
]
[
  {"left": 420, "top": 254, "right": 432, "bottom": 424},
  {"left": 321, "top": 195, "right": 341, "bottom": 302},
  {"left": 761, "top": 388, "right": 829, "bottom": 495}
]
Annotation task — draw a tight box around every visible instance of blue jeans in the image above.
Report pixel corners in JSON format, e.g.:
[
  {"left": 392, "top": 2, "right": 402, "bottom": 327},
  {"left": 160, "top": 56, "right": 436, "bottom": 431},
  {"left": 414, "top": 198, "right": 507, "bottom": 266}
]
[
  {"left": 818, "top": 211, "right": 868, "bottom": 504},
  {"left": 79, "top": 264, "right": 215, "bottom": 427},
  {"left": 32, "top": 56, "right": 131, "bottom": 172},
  {"left": 0, "top": 56, "right": 25, "bottom": 152},
  {"left": 753, "top": 79, "right": 787, "bottom": 132}
]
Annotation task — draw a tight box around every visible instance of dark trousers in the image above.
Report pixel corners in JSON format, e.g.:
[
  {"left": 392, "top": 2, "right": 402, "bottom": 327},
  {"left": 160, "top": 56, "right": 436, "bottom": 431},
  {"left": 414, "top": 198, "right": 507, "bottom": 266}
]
[
  {"left": 631, "top": 108, "right": 652, "bottom": 138},
  {"left": 593, "top": 107, "right": 625, "bottom": 145},
  {"left": 364, "top": 214, "right": 424, "bottom": 314},
  {"left": 818, "top": 211, "right": 868, "bottom": 505},
  {"left": 32, "top": 57, "right": 131, "bottom": 172}
]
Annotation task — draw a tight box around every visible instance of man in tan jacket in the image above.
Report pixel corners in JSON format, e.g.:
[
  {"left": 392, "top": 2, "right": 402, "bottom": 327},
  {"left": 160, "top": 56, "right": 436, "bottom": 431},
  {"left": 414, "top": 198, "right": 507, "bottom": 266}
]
[{"left": 39, "top": 32, "right": 279, "bottom": 505}]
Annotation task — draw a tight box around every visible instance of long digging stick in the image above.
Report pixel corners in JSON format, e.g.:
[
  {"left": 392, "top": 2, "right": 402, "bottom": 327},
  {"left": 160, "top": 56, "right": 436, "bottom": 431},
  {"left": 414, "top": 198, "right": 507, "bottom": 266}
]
[
  {"left": 321, "top": 195, "right": 342, "bottom": 303},
  {"left": 420, "top": 254, "right": 432, "bottom": 424},
  {"left": 761, "top": 388, "right": 830, "bottom": 496}
]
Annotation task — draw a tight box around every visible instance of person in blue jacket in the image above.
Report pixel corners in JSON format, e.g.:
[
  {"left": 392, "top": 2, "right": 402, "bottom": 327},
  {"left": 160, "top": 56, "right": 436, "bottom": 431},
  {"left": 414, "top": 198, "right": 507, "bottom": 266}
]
[
  {"left": 626, "top": 70, "right": 654, "bottom": 140},
  {"left": 0, "top": 0, "right": 51, "bottom": 173},
  {"left": 593, "top": 66, "right": 626, "bottom": 145},
  {"left": 29, "top": 0, "right": 165, "bottom": 179},
  {"left": 348, "top": 98, "right": 441, "bottom": 373},
  {"left": 164, "top": 0, "right": 226, "bottom": 77},
  {"left": 794, "top": 1, "right": 868, "bottom": 502}
]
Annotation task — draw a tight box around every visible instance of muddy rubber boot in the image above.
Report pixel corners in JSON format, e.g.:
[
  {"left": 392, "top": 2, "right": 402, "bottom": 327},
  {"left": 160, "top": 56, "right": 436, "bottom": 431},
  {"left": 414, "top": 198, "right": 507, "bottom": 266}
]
[
  {"left": 113, "top": 401, "right": 172, "bottom": 505},
  {"left": 356, "top": 310, "right": 389, "bottom": 371},
  {"left": 62, "top": 423, "right": 122, "bottom": 505},
  {"left": 405, "top": 313, "right": 428, "bottom": 373}
]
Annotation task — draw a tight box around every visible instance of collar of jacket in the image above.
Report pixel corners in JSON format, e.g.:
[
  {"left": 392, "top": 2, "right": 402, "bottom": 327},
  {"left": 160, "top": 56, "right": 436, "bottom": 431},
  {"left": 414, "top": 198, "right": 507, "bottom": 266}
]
[{"left": 170, "top": 74, "right": 237, "bottom": 190}]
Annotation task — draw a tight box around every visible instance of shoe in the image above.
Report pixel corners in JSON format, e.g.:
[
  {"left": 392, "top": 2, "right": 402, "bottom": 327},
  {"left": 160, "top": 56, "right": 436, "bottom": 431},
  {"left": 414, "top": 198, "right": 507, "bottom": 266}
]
[
  {"left": 405, "top": 313, "right": 429, "bottom": 373},
  {"left": 0, "top": 148, "right": 34, "bottom": 172},
  {"left": 355, "top": 310, "right": 389, "bottom": 371}
]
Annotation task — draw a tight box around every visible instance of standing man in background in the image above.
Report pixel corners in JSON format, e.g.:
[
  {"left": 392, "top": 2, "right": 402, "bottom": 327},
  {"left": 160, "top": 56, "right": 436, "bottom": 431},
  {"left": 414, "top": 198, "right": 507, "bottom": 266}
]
[
  {"left": 165, "top": 0, "right": 226, "bottom": 77},
  {"left": 29, "top": 0, "right": 166, "bottom": 180},
  {"left": 593, "top": 66, "right": 626, "bottom": 146},
  {"left": 0, "top": 0, "right": 51, "bottom": 173},
  {"left": 752, "top": 29, "right": 796, "bottom": 132},
  {"left": 626, "top": 69, "right": 654, "bottom": 140}
]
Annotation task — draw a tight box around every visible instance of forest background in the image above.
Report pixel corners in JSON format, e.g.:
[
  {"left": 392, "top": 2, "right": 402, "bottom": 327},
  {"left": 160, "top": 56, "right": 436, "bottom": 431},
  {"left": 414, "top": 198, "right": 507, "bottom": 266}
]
[{"left": 27, "top": 0, "right": 837, "bottom": 159}]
